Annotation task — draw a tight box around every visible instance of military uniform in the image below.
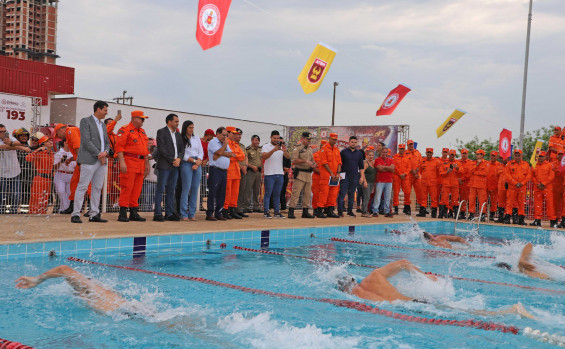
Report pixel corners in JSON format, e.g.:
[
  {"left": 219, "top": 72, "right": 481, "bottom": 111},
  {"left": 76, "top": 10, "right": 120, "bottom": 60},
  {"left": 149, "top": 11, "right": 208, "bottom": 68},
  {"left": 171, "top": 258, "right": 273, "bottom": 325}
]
[
  {"left": 289, "top": 143, "right": 314, "bottom": 213},
  {"left": 242, "top": 143, "right": 262, "bottom": 211}
]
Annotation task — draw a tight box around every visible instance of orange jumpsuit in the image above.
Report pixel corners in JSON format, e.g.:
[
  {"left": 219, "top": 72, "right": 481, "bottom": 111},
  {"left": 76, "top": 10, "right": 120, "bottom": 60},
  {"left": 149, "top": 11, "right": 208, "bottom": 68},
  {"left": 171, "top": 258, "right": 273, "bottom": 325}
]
[
  {"left": 25, "top": 149, "right": 54, "bottom": 214},
  {"left": 551, "top": 158, "right": 564, "bottom": 217},
  {"left": 548, "top": 135, "right": 564, "bottom": 161},
  {"left": 406, "top": 149, "right": 423, "bottom": 205},
  {"left": 65, "top": 126, "right": 85, "bottom": 201},
  {"left": 224, "top": 139, "right": 246, "bottom": 209},
  {"left": 115, "top": 123, "right": 149, "bottom": 208},
  {"left": 420, "top": 157, "right": 440, "bottom": 208},
  {"left": 318, "top": 143, "right": 342, "bottom": 208},
  {"left": 486, "top": 161, "right": 504, "bottom": 212},
  {"left": 504, "top": 160, "right": 531, "bottom": 216},
  {"left": 497, "top": 163, "right": 509, "bottom": 212},
  {"left": 106, "top": 120, "right": 120, "bottom": 206},
  {"left": 468, "top": 160, "right": 488, "bottom": 213},
  {"left": 437, "top": 156, "right": 448, "bottom": 205},
  {"left": 532, "top": 161, "right": 555, "bottom": 220},
  {"left": 312, "top": 151, "right": 322, "bottom": 209},
  {"left": 392, "top": 153, "right": 412, "bottom": 207},
  {"left": 439, "top": 159, "right": 460, "bottom": 209},
  {"left": 457, "top": 159, "right": 474, "bottom": 212}
]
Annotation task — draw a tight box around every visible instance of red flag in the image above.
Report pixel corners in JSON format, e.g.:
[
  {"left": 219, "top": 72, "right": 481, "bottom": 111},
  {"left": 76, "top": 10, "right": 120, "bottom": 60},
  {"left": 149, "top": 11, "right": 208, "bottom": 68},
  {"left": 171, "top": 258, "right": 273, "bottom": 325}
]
[
  {"left": 196, "top": 0, "right": 232, "bottom": 51},
  {"left": 376, "top": 84, "right": 411, "bottom": 116},
  {"left": 499, "top": 128, "right": 512, "bottom": 160},
  {"left": 560, "top": 155, "right": 565, "bottom": 173}
]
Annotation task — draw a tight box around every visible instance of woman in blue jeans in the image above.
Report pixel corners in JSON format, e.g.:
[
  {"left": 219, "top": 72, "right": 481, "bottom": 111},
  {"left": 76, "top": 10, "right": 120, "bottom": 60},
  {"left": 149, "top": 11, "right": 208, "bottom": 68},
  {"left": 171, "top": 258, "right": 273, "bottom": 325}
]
[{"left": 179, "top": 120, "right": 204, "bottom": 221}]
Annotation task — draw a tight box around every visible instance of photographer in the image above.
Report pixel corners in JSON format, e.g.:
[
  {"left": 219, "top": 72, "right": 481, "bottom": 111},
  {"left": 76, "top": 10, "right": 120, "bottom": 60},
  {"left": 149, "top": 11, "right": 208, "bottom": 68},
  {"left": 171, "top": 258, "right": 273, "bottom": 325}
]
[
  {"left": 53, "top": 140, "right": 76, "bottom": 213},
  {"left": 0, "top": 124, "right": 23, "bottom": 214}
]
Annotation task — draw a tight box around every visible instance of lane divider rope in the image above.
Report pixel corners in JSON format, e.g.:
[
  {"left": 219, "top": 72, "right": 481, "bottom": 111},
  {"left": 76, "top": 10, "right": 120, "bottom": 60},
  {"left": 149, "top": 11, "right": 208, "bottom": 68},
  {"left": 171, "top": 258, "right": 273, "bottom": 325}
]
[
  {"left": 233, "top": 246, "right": 565, "bottom": 296},
  {"left": 0, "top": 338, "right": 35, "bottom": 349},
  {"left": 68, "top": 256, "right": 520, "bottom": 335}
]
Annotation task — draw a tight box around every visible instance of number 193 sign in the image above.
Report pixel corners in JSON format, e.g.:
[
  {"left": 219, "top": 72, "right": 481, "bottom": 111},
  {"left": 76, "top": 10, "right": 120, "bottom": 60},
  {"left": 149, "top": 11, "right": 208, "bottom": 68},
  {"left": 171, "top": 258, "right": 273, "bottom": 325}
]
[{"left": 0, "top": 93, "right": 32, "bottom": 133}]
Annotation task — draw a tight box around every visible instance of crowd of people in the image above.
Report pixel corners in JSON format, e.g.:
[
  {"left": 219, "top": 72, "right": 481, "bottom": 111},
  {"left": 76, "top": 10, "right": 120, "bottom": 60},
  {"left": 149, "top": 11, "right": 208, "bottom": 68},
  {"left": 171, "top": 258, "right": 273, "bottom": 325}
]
[{"left": 1, "top": 100, "right": 564, "bottom": 228}]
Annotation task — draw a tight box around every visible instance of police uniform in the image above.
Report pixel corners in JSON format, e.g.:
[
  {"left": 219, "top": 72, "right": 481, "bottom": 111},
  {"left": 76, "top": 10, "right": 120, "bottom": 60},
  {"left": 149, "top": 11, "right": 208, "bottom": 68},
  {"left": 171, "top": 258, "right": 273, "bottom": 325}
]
[
  {"left": 288, "top": 132, "right": 315, "bottom": 218},
  {"left": 242, "top": 141, "right": 262, "bottom": 211}
]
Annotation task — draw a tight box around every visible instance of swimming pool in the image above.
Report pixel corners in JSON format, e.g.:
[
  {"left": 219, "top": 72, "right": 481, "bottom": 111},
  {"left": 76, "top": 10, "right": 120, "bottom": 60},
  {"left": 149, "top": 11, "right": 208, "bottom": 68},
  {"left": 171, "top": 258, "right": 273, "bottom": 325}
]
[{"left": 1, "top": 221, "right": 564, "bottom": 348}]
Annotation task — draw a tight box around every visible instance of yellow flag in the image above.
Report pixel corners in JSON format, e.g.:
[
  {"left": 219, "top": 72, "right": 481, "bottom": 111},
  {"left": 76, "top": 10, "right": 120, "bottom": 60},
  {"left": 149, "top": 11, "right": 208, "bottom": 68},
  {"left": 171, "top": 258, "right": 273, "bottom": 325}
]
[
  {"left": 297, "top": 43, "right": 337, "bottom": 94},
  {"left": 530, "top": 139, "right": 544, "bottom": 168},
  {"left": 436, "top": 109, "right": 467, "bottom": 138}
]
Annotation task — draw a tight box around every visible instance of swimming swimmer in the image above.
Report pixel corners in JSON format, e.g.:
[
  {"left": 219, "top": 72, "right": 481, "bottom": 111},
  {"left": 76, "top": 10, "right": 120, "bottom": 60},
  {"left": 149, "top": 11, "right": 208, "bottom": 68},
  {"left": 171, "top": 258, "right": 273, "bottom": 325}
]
[
  {"left": 496, "top": 243, "right": 551, "bottom": 280},
  {"left": 338, "top": 259, "right": 534, "bottom": 318},
  {"left": 387, "top": 229, "right": 470, "bottom": 250}
]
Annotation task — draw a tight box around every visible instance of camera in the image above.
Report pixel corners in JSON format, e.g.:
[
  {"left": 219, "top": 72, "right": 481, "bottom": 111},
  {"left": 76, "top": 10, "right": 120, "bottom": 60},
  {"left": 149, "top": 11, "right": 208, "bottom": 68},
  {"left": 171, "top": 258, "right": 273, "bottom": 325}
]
[{"left": 108, "top": 149, "right": 115, "bottom": 158}]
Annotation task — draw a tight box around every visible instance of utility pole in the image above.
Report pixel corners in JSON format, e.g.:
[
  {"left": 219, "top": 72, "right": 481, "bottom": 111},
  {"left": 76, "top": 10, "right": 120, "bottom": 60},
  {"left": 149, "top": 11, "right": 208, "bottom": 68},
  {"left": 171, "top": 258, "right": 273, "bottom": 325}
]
[
  {"left": 331, "top": 82, "right": 339, "bottom": 126},
  {"left": 113, "top": 90, "right": 134, "bottom": 105},
  {"left": 519, "top": 0, "right": 533, "bottom": 150}
]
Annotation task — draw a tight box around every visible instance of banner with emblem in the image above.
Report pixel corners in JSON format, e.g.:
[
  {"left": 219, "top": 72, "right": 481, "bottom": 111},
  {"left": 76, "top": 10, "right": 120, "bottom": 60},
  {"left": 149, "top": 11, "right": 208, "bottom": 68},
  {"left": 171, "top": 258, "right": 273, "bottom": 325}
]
[
  {"left": 297, "top": 43, "right": 337, "bottom": 94},
  {"left": 435, "top": 109, "right": 466, "bottom": 138},
  {"left": 195, "top": 0, "right": 232, "bottom": 50},
  {"left": 499, "top": 128, "right": 512, "bottom": 160},
  {"left": 530, "top": 139, "right": 544, "bottom": 168},
  {"left": 376, "top": 84, "right": 411, "bottom": 116},
  {"left": 0, "top": 93, "right": 33, "bottom": 133}
]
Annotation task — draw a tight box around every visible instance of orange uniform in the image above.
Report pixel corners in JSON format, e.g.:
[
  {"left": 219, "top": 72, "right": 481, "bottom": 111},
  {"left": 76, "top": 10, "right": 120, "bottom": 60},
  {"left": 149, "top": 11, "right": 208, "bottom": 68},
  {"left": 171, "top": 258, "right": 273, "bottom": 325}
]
[
  {"left": 420, "top": 157, "right": 440, "bottom": 208},
  {"left": 406, "top": 148, "right": 423, "bottom": 205},
  {"left": 312, "top": 151, "right": 322, "bottom": 209},
  {"left": 468, "top": 160, "right": 488, "bottom": 214},
  {"left": 532, "top": 160, "right": 555, "bottom": 220},
  {"left": 106, "top": 120, "right": 120, "bottom": 206},
  {"left": 497, "top": 163, "right": 509, "bottom": 214},
  {"left": 65, "top": 126, "right": 85, "bottom": 201},
  {"left": 548, "top": 135, "right": 564, "bottom": 160},
  {"left": 486, "top": 161, "right": 504, "bottom": 213},
  {"left": 318, "top": 142, "right": 342, "bottom": 208},
  {"left": 551, "top": 158, "right": 564, "bottom": 217},
  {"left": 392, "top": 153, "right": 412, "bottom": 207},
  {"left": 439, "top": 159, "right": 460, "bottom": 210},
  {"left": 224, "top": 139, "right": 246, "bottom": 209},
  {"left": 25, "top": 149, "right": 54, "bottom": 214},
  {"left": 504, "top": 160, "right": 531, "bottom": 216},
  {"left": 457, "top": 158, "right": 474, "bottom": 212},
  {"left": 115, "top": 123, "right": 149, "bottom": 208}
]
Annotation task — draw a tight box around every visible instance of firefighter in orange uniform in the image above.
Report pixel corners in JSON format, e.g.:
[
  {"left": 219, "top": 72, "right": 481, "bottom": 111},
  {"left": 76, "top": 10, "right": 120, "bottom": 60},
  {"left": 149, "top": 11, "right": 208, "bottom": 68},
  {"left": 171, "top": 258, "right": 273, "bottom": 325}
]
[
  {"left": 439, "top": 150, "right": 460, "bottom": 218},
  {"left": 468, "top": 149, "right": 488, "bottom": 221},
  {"left": 318, "top": 133, "right": 342, "bottom": 218},
  {"left": 406, "top": 140, "right": 423, "bottom": 215},
  {"left": 486, "top": 151, "right": 503, "bottom": 221},
  {"left": 495, "top": 156, "right": 511, "bottom": 223},
  {"left": 552, "top": 151, "right": 564, "bottom": 219},
  {"left": 392, "top": 144, "right": 412, "bottom": 215},
  {"left": 417, "top": 148, "right": 440, "bottom": 218},
  {"left": 457, "top": 149, "right": 473, "bottom": 219},
  {"left": 312, "top": 140, "right": 327, "bottom": 218},
  {"left": 548, "top": 126, "right": 564, "bottom": 161},
  {"left": 104, "top": 112, "right": 123, "bottom": 207},
  {"left": 115, "top": 111, "right": 150, "bottom": 222},
  {"left": 437, "top": 147, "right": 449, "bottom": 212},
  {"left": 503, "top": 149, "right": 531, "bottom": 225},
  {"left": 54, "top": 123, "right": 87, "bottom": 214},
  {"left": 25, "top": 136, "right": 54, "bottom": 214},
  {"left": 531, "top": 151, "right": 556, "bottom": 227},
  {"left": 223, "top": 126, "right": 246, "bottom": 219}
]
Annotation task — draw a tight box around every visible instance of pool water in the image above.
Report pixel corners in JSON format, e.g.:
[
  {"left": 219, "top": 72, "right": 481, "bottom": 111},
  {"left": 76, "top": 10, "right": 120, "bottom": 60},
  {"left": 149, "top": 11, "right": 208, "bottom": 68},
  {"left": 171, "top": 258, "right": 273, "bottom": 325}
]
[{"left": 1, "top": 222, "right": 565, "bottom": 348}]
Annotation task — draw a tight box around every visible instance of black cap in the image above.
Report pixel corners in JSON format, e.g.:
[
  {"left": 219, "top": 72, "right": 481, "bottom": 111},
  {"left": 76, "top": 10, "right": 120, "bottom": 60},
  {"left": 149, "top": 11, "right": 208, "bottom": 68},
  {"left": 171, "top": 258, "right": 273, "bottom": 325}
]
[
  {"left": 301, "top": 131, "right": 312, "bottom": 139},
  {"left": 271, "top": 130, "right": 280, "bottom": 137},
  {"left": 236, "top": 128, "right": 243, "bottom": 135}
]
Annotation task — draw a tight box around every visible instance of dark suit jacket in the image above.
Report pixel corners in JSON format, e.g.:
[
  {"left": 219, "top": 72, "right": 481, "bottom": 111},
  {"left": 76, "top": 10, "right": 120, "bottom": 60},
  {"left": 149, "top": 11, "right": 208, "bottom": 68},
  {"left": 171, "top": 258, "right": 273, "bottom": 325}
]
[
  {"left": 77, "top": 115, "right": 110, "bottom": 165},
  {"left": 155, "top": 126, "right": 184, "bottom": 170}
]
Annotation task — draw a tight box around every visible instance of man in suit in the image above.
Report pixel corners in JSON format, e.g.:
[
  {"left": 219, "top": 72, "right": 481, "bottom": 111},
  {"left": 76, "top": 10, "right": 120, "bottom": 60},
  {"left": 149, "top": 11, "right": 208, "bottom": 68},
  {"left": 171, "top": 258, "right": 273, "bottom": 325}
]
[
  {"left": 71, "top": 101, "right": 111, "bottom": 223},
  {"left": 153, "top": 113, "right": 184, "bottom": 221}
]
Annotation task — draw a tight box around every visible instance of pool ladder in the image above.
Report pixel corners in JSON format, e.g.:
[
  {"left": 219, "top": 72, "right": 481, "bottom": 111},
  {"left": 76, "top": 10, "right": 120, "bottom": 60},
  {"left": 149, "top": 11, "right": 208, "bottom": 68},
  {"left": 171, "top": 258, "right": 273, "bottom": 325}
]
[{"left": 454, "top": 201, "right": 487, "bottom": 236}]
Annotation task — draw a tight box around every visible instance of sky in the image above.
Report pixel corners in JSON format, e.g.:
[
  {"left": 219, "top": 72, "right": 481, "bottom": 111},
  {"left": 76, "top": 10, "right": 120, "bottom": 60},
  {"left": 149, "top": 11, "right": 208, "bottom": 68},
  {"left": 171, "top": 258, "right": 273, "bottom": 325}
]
[{"left": 55, "top": 0, "right": 565, "bottom": 150}]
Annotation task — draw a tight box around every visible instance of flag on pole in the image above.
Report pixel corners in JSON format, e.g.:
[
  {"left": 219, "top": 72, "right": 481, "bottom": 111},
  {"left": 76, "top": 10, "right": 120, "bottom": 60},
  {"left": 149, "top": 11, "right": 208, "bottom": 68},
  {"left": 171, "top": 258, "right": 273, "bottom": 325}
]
[
  {"left": 499, "top": 129, "right": 512, "bottom": 160},
  {"left": 196, "top": 0, "right": 232, "bottom": 51},
  {"left": 435, "top": 109, "right": 466, "bottom": 138},
  {"left": 530, "top": 139, "right": 544, "bottom": 168},
  {"left": 297, "top": 43, "right": 337, "bottom": 94},
  {"left": 376, "top": 84, "right": 411, "bottom": 116}
]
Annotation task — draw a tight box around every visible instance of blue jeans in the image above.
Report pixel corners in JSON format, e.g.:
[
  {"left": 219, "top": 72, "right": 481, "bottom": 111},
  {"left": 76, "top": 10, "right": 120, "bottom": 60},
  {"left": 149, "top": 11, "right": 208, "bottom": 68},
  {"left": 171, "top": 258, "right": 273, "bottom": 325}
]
[
  {"left": 0, "top": 175, "right": 21, "bottom": 213},
  {"left": 338, "top": 172, "right": 359, "bottom": 212},
  {"left": 373, "top": 182, "right": 392, "bottom": 214},
  {"left": 263, "top": 174, "right": 284, "bottom": 214},
  {"left": 207, "top": 166, "right": 227, "bottom": 217},
  {"left": 154, "top": 167, "right": 179, "bottom": 217},
  {"left": 180, "top": 162, "right": 202, "bottom": 218}
]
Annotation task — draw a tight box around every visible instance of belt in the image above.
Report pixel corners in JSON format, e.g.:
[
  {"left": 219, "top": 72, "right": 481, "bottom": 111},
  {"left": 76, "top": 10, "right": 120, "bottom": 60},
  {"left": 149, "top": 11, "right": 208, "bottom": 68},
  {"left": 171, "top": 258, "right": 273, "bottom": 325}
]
[
  {"left": 36, "top": 173, "right": 51, "bottom": 179},
  {"left": 124, "top": 152, "right": 145, "bottom": 160},
  {"left": 57, "top": 170, "right": 74, "bottom": 174},
  {"left": 211, "top": 166, "right": 227, "bottom": 172},
  {"left": 294, "top": 168, "right": 313, "bottom": 174}
]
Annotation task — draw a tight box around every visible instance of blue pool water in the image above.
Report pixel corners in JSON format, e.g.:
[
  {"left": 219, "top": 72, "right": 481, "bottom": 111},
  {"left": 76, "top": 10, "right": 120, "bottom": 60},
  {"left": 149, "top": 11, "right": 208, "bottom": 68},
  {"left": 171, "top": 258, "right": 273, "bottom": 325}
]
[{"left": 1, "top": 221, "right": 565, "bottom": 348}]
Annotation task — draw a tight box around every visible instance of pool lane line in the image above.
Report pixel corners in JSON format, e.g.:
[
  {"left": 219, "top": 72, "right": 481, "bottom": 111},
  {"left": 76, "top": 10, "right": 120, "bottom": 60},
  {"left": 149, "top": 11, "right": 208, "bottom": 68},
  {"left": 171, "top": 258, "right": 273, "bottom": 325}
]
[
  {"left": 233, "top": 246, "right": 565, "bottom": 296},
  {"left": 0, "top": 337, "right": 35, "bottom": 349},
  {"left": 67, "top": 257, "right": 520, "bottom": 335},
  {"left": 331, "top": 237, "right": 496, "bottom": 259}
]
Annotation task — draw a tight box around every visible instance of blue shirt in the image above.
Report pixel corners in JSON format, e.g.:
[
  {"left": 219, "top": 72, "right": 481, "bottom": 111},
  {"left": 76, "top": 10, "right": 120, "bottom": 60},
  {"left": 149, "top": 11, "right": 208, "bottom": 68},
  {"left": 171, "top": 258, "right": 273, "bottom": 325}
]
[
  {"left": 208, "top": 137, "right": 231, "bottom": 170},
  {"left": 340, "top": 148, "right": 364, "bottom": 175}
]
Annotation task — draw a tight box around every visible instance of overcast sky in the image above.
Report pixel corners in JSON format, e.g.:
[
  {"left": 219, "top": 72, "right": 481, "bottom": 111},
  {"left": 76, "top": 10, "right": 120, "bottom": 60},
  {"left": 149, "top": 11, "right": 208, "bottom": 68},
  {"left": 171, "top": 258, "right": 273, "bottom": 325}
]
[{"left": 56, "top": 0, "right": 565, "bottom": 150}]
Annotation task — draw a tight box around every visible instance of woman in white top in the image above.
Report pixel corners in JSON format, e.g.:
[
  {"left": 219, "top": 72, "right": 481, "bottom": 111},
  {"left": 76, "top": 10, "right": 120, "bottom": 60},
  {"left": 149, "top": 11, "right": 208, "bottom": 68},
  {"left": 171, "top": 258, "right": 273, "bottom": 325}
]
[
  {"left": 53, "top": 140, "right": 76, "bottom": 213},
  {"left": 179, "top": 120, "right": 204, "bottom": 220}
]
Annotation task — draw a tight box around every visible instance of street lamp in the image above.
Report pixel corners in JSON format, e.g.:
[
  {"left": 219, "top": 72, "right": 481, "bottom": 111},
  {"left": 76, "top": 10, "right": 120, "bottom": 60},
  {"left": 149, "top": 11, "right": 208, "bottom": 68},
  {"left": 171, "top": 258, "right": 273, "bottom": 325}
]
[
  {"left": 519, "top": 0, "right": 533, "bottom": 150},
  {"left": 331, "top": 82, "right": 339, "bottom": 126}
]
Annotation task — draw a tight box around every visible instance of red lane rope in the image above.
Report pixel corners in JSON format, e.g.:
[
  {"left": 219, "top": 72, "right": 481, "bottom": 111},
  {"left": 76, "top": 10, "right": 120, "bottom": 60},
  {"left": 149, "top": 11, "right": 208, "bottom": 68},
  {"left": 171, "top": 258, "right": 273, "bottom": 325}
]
[
  {"left": 234, "top": 246, "right": 565, "bottom": 296},
  {"left": 0, "top": 338, "right": 35, "bottom": 349},
  {"left": 68, "top": 257, "right": 519, "bottom": 335},
  {"left": 331, "top": 237, "right": 496, "bottom": 259}
]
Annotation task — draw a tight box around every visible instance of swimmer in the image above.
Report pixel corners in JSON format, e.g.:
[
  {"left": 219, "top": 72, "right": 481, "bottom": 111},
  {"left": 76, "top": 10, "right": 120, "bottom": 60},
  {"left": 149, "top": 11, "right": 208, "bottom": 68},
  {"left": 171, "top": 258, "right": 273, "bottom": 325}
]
[
  {"left": 387, "top": 229, "right": 470, "bottom": 250},
  {"left": 496, "top": 243, "right": 551, "bottom": 280},
  {"left": 337, "top": 259, "right": 534, "bottom": 319}
]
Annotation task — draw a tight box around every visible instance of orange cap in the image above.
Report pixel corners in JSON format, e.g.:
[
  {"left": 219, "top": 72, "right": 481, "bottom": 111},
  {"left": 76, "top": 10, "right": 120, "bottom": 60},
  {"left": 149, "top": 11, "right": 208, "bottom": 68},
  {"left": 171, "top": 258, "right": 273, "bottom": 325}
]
[
  {"left": 329, "top": 133, "right": 338, "bottom": 139},
  {"left": 407, "top": 139, "right": 414, "bottom": 144},
  {"left": 38, "top": 135, "right": 50, "bottom": 144},
  {"left": 475, "top": 149, "right": 485, "bottom": 155},
  {"left": 442, "top": 148, "right": 449, "bottom": 153},
  {"left": 398, "top": 144, "right": 406, "bottom": 149},
  {"left": 555, "top": 126, "right": 562, "bottom": 131},
  {"left": 54, "top": 123, "right": 66, "bottom": 135},
  {"left": 131, "top": 110, "right": 149, "bottom": 119},
  {"left": 365, "top": 146, "right": 375, "bottom": 151},
  {"left": 514, "top": 149, "right": 523, "bottom": 154},
  {"left": 460, "top": 149, "right": 468, "bottom": 154},
  {"left": 426, "top": 148, "right": 433, "bottom": 152},
  {"left": 449, "top": 149, "right": 456, "bottom": 155},
  {"left": 539, "top": 151, "right": 547, "bottom": 157},
  {"left": 320, "top": 140, "right": 328, "bottom": 145},
  {"left": 226, "top": 126, "right": 237, "bottom": 133},
  {"left": 490, "top": 151, "right": 498, "bottom": 156}
]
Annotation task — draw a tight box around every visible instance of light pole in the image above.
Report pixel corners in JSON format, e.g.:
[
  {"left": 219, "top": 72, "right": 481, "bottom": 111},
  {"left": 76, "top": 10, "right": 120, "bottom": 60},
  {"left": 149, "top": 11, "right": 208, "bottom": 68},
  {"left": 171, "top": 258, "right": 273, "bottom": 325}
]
[
  {"left": 331, "top": 82, "right": 339, "bottom": 126},
  {"left": 519, "top": 0, "right": 533, "bottom": 150}
]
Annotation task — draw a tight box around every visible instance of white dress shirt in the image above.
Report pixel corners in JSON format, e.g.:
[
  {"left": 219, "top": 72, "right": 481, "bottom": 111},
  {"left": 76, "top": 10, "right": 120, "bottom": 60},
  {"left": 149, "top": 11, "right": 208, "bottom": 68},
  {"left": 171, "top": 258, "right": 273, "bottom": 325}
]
[
  {"left": 91, "top": 115, "right": 105, "bottom": 153},
  {"left": 168, "top": 127, "right": 178, "bottom": 158},
  {"left": 183, "top": 134, "right": 204, "bottom": 161}
]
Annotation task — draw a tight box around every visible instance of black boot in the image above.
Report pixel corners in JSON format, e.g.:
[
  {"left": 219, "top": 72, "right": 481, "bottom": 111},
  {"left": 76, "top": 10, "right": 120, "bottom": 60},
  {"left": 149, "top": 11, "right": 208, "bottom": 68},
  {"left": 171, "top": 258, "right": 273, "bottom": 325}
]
[
  {"left": 495, "top": 207, "right": 505, "bottom": 223},
  {"left": 316, "top": 208, "right": 327, "bottom": 218},
  {"left": 489, "top": 212, "right": 495, "bottom": 222},
  {"left": 512, "top": 212, "right": 518, "bottom": 225},
  {"left": 467, "top": 213, "right": 475, "bottom": 221},
  {"left": 302, "top": 208, "right": 314, "bottom": 218},
  {"left": 288, "top": 207, "right": 296, "bottom": 219},
  {"left": 337, "top": 209, "right": 344, "bottom": 217},
  {"left": 438, "top": 205, "right": 445, "bottom": 219},
  {"left": 458, "top": 211, "right": 466, "bottom": 220},
  {"left": 404, "top": 205, "right": 411, "bottom": 215},
  {"left": 61, "top": 201, "right": 74, "bottom": 214},
  {"left": 431, "top": 207, "right": 437, "bottom": 218},
  {"left": 223, "top": 209, "right": 232, "bottom": 220},
  {"left": 237, "top": 209, "right": 249, "bottom": 218},
  {"left": 480, "top": 213, "right": 486, "bottom": 222},
  {"left": 529, "top": 219, "right": 541, "bottom": 227},
  {"left": 447, "top": 209, "right": 454, "bottom": 219},
  {"left": 549, "top": 219, "right": 558, "bottom": 228},
  {"left": 518, "top": 215, "right": 527, "bottom": 226},
  {"left": 327, "top": 206, "right": 340, "bottom": 218},
  {"left": 229, "top": 207, "right": 242, "bottom": 219},
  {"left": 559, "top": 217, "right": 565, "bottom": 228},
  {"left": 129, "top": 207, "right": 146, "bottom": 222},
  {"left": 394, "top": 206, "right": 399, "bottom": 215},
  {"left": 118, "top": 207, "right": 129, "bottom": 222},
  {"left": 503, "top": 214, "right": 511, "bottom": 224},
  {"left": 416, "top": 206, "right": 426, "bottom": 217}
]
